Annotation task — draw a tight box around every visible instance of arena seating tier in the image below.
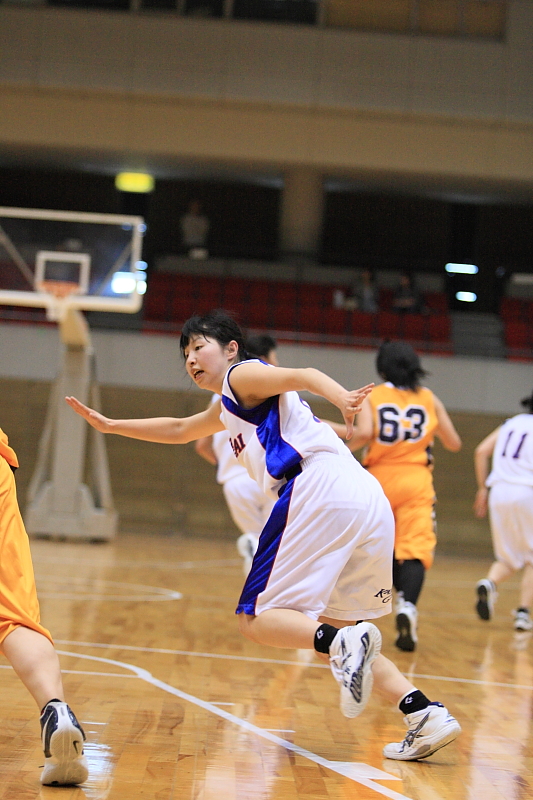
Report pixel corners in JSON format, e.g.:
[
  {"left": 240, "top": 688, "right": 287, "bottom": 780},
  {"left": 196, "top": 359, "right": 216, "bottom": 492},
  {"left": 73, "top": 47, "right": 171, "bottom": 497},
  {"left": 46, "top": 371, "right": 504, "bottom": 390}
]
[
  {"left": 500, "top": 296, "right": 533, "bottom": 360},
  {"left": 142, "top": 271, "right": 454, "bottom": 353}
]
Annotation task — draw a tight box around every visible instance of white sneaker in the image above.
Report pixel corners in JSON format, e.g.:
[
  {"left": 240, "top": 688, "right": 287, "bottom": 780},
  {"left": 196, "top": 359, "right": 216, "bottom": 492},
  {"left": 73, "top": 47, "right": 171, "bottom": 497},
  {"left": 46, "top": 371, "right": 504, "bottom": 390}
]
[
  {"left": 395, "top": 601, "right": 418, "bottom": 652},
  {"left": 40, "top": 701, "right": 88, "bottom": 785},
  {"left": 329, "top": 623, "right": 381, "bottom": 718},
  {"left": 514, "top": 608, "right": 533, "bottom": 631},
  {"left": 236, "top": 533, "right": 259, "bottom": 576},
  {"left": 476, "top": 578, "right": 497, "bottom": 621},
  {"left": 383, "top": 702, "right": 461, "bottom": 761}
]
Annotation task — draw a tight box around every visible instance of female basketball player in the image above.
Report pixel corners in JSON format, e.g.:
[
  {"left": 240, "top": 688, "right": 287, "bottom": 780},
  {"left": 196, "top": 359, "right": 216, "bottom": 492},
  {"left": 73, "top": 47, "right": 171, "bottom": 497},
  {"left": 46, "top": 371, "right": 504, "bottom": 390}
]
[
  {"left": 0, "top": 427, "right": 88, "bottom": 785},
  {"left": 473, "top": 390, "right": 533, "bottom": 631},
  {"left": 195, "top": 335, "right": 278, "bottom": 576},
  {"left": 66, "top": 310, "right": 461, "bottom": 761},
  {"left": 332, "top": 341, "right": 462, "bottom": 652}
]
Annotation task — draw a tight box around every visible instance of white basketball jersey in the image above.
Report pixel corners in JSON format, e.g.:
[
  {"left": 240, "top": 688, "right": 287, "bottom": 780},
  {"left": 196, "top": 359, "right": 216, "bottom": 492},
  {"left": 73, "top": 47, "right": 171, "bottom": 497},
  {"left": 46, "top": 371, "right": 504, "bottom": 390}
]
[
  {"left": 209, "top": 395, "right": 246, "bottom": 484},
  {"left": 220, "top": 360, "right": 350, "bottom": 499},
  {"left": 486, "top": 413, "right": 533, "bottom": 487}
]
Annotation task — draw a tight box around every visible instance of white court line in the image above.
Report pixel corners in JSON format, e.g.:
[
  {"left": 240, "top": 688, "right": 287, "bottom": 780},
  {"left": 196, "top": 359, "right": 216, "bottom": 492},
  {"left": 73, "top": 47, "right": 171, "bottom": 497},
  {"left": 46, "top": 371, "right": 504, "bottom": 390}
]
[
  {"left": 0, "top": 664, "right": 136, "bottom": 678},
  {"left": 55, "top": 650, "right": 412, "bottom": 800},
  {"left": 34, "top": 556, "right": 241, "bottom": 570},
  {"left": 35, "top": 576, "right": 182, "bottom": 602},
  {"left": 267, "top": 729, "right": 295, "bottom": 733},
  {"left": 38, "top": 594, "right": 182, "bottom": 602},
  {"left": 55, "top": 639, "right": 323, "bottom": 667},
  {"left": 54, "top": 639, "right": 533, "bottom": 691}
]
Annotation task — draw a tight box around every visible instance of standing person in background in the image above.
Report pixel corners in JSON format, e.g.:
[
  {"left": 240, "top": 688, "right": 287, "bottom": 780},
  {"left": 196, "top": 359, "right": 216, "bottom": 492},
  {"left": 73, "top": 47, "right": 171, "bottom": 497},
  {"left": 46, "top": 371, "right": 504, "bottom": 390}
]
[
  {"left": 195, "top": 334, "right": 278, "bottom": 574},
  {"left": 473, "top": 391, "right": 533, "bottom": 631},
  {"left": 66, "top": 311, "right": 461, "bottom": 762},
  {"left": 392, "top": 272, "right": 422, "bottom": 314},
  {"left": 179, "top": 199, "right": 210, "bottom": 256},
  {"left": 346, "top": 269, "right": 378, "bottom": 314},
  {"left": 333, "top": 341, "right": 461, "bottom": 651},
  {"left": 0, "top": 428, "right": 88, "bottom": 786}
]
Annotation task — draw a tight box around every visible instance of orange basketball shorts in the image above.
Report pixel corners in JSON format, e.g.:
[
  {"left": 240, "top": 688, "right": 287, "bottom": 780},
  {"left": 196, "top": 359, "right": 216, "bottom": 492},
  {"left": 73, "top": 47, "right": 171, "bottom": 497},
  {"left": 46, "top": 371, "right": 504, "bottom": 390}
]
[
  {"left": 0, "top": 456, "right": 53, "bottom": 647},
  {"left": 368, "top": 463, "right": 436, "bottom": 570}
]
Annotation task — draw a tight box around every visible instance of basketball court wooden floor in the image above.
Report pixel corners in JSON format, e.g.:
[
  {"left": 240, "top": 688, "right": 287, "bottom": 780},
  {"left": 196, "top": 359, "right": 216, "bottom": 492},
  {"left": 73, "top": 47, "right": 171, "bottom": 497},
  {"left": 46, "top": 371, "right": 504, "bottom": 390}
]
[{"left": 1, "top": 532, "right": 531, "bottom": 800}]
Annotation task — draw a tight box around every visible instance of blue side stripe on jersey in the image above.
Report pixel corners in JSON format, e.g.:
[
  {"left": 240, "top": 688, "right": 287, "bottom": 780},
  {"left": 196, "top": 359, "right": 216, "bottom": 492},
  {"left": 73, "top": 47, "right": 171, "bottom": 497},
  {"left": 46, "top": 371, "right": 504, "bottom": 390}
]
[
  {"left": 221, "top": 393, "right": 274, "bottom": 426},
  {"left": 222, "top": 375, "right": 303, "bottom": 479},
  {"left": 255, "top": 396, "right": 303, "bottom": 480},
  {"left": 236, "top": 476, "right": 296, "bottom": 616}
]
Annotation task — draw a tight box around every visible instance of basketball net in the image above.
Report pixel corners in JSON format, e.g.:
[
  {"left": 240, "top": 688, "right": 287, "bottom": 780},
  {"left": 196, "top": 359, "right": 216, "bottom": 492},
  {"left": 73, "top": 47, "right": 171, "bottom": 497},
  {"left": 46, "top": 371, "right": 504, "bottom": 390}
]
[{"left": 37, "top": 279, "right": 80, "bottom": 322}]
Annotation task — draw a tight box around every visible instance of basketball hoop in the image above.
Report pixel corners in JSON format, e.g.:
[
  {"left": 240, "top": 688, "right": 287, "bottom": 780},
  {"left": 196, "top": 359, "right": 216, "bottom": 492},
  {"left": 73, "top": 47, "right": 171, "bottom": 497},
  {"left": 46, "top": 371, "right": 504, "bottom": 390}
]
[
  {"left": 37, "top": 279, "right": 81, "bottom": 298},
  {"left": 37, "top": 279, "right": 81, "bottom": 321}
]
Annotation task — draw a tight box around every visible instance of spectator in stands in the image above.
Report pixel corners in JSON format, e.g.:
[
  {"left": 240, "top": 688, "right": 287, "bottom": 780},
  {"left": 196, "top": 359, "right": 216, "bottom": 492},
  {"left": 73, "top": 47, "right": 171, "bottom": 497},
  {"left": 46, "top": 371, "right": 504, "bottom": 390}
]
[
  {"left": 180, "top": 199, "right": 210, "bottom": 257},
  {"left": 343, "top": 271, "right": 378, "bottom": 313},
  {"left": 392, "top": 272, "right": 422, "bottom": 314},
  {"left": 355, "top": 269, "right": 378, "bottom": 313}
]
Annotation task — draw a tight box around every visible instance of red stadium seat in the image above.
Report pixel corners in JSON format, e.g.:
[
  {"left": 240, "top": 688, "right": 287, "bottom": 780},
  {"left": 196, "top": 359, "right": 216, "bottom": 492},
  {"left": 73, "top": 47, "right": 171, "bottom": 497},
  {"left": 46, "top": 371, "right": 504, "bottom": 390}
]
[
  {"left": 504, "top": 320, "right": 531, "bottom": 348},
  {"left": 300, "top": 284, "right": 327, "bottom": 305},
  {"left": 244, "top": 300, "right": 270, "bottom": 328},
  {"left": 220, "top": 277, "right": 248, "bottom": 305},
  {"left": 428, "top": 315, "right": 451, "bottom": 343},
  {"left": 350, "top": 311, "right": 375, "bottom": 339},
  {"left": 377, "top": 311, "right": 401, "bottom": 339},
  {"left": 525, "top": 302, "right": 533, "bottom": 326},
  {"left": 271, "top": 302, "right": 298, "bottom": 330},
  {"left": 247, "top": 280, "right": 272, "bottom": 302},
  {"left": 272, "top": 282, "right": 299, "bottom": 303},
  {"left": 299, "top": 303, "right": 325, "bottom": 333},
  {"left": 324, "top": 308, "right": 350, "bottom": 336},
  {"left": 378, "top": 288, "right": 394, "bottom": 311},
  {"left": 171, "top": 294, "right": 197, "bottom": 322},
  {"left": 424, "top": 292, "right": 448, "bottom": 313},
  {"left": 500, "top": 296, "right": 526, "bottom": 320},
  {"left": 143, "top": 290, "right": 171, "bottom": 321},
  {"left": 402, "top": 314, "right": 427, "bottom": 342}
]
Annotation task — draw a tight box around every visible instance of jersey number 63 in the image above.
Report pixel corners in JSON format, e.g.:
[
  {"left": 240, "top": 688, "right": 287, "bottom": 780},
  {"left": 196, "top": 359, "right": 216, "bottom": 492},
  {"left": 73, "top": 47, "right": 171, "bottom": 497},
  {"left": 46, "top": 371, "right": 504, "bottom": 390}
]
[{"left": 377, "top": 404, "right": 428, "bottom": 444}]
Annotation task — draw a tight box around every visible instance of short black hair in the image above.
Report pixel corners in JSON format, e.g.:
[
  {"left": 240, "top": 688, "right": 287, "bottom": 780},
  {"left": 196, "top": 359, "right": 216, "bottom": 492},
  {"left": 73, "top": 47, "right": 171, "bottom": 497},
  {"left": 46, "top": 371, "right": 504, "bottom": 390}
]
[
  {"left": 376, "top": 340, "right": 427, "bottom": 391},
  {"left": 245, "top": 334, "right": 277, "bottom": 359},
  {"left": 179, "top": 309, "right": 246, "bottom": 361},
  {"left": 521, "top": 391, "right": 533, "bottom": 413}
]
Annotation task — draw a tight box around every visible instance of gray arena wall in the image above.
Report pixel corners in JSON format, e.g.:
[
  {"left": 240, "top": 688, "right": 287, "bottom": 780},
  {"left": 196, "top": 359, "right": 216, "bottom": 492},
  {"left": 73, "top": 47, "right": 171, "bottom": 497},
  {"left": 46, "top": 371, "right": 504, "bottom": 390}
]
[{"left": 0, "top": 322, "right": 530, "bottom": 558}]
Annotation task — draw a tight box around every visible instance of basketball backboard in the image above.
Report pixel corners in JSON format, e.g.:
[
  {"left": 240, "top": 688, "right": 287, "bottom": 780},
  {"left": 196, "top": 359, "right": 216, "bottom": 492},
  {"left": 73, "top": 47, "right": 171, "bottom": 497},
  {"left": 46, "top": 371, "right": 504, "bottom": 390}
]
[
  {"left": 0, "top": 207, "right": 148, "bottom": 541},
  {"left": 0, "top": 206, "right": 146, "bottom": 320}
]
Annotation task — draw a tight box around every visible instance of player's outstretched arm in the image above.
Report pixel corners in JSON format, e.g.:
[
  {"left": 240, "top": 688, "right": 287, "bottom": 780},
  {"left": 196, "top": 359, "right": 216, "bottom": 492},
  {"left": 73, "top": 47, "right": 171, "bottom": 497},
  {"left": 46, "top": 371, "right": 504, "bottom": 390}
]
[
  {"left": 228, "top": 362, "right": 373, "bottom": 439},
  {"left": 433, "top": 395, "right": 462, "bottom": 452},
  {"left": 473, "top": 427, "right": 500, "bottom": 518},
  {"left": 65, "top": 395, "right": 225, "bottom": 444}
]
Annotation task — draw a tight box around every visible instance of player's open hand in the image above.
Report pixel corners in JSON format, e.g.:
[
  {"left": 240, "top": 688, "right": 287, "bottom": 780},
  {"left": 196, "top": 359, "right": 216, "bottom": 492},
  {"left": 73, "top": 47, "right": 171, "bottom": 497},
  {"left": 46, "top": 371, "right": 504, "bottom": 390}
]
[
  {"left": 65, "top": 396, "right": 112, "bottom": 433},
  {"left": 341, "top": 383, "right": 374, "bottom": 439}
]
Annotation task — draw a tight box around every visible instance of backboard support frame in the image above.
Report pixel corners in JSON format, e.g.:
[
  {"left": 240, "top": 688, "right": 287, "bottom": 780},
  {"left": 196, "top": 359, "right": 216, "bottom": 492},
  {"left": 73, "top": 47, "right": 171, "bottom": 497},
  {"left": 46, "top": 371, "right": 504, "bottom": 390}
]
[{"left": 0, "top": 206, "right": 146, "bottom": 542}]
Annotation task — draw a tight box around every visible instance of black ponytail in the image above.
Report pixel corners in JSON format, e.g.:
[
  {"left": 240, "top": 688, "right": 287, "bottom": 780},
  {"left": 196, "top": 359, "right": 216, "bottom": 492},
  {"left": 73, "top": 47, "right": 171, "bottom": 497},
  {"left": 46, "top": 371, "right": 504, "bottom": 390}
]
[
  {"left": 376, "top": 340, "right": 427, "bottom": 391},
  {"left": 521, "top": 390, "right": 533, "bottom": 414}
]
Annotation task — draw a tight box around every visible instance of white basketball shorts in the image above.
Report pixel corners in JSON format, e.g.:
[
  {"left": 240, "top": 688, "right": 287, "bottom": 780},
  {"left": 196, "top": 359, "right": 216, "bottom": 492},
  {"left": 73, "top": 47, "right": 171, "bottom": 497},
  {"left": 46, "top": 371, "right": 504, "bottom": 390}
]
[
  {"left": 236, "top": 452, "right": 394, "bottom": 622},
  {"left": 223, "top": 472, "right": 275, "bottom": 537},
  {"left": 489, "top": 481, "right": 533, "bottom": 570}
]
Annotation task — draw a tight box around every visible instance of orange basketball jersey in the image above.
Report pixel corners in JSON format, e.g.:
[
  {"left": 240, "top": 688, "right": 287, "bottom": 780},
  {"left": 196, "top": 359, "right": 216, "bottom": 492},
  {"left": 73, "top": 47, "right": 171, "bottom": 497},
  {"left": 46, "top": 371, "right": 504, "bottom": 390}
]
[
  {"left": 363, "top": 383, "right": 438, "bottom": 469},
  {"left": 0, "top": 428, "right": 19, "bottom": 469}
]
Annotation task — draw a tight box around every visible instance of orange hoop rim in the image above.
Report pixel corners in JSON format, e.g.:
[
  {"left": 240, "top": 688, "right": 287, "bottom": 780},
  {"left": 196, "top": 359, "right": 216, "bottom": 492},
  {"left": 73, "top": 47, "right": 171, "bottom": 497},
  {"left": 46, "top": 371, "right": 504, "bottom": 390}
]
[{"left": 37, "top": 280, "right": 81, "bottom": 299}]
